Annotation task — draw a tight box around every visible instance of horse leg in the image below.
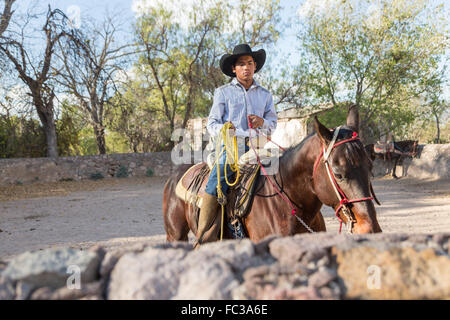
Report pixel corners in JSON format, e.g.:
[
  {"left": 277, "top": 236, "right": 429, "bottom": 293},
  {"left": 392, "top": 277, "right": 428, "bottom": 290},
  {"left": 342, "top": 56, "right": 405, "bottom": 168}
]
[
  {"left": 392, "top": 157, "right": 399, "bottom": 179},
  {"left": 163, "top": 176, "right": 191, "bottom": 242},
  {"left": 310, "top": 211, "right": 326, "bottom": 232},
  {"left": 164, "top": 200, "right": 190, "bottom": 242}
]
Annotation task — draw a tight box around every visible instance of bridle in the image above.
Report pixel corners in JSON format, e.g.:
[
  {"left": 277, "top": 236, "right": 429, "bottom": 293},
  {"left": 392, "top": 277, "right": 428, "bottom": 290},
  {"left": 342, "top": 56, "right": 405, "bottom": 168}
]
[
  {"left": 248, "top": 122, "right": 374, "bottom": 234},
  {"left": 312, "top": 126, "right": 374, "bottom": 234}
]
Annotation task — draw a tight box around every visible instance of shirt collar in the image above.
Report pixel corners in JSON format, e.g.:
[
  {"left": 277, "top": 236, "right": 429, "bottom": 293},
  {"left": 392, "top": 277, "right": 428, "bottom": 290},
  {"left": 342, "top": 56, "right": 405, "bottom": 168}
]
[{"left": 232, "top": 78, "right": 260, "bottom": 90}]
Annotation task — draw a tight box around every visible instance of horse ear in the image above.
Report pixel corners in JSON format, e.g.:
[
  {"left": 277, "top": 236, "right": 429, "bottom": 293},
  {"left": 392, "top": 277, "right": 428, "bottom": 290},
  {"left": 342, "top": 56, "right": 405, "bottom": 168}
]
[
  {"left": 347, "top": 104, "right": 359, "bottom": 133},
  {"left": 314, "top": 116, "right": 332, "bottom": 145}
]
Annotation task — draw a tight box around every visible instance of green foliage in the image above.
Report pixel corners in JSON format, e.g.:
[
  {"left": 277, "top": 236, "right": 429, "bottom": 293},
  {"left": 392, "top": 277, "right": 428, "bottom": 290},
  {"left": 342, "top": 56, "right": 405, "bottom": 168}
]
[
  {"left": 115, "top": 165, "right": 128, "bottom": 178},
  {"left": 89, "top": 172, "right": 104, "bottom": 180},
  {"left": 297, "top": 0, "right": 447, "bottom": 141},
  {"left": 0, "top": 115, "right": 46, "bottom": 158},
  {"left": 56, "top": 101, "right": 83, "bottom": 156},
  {"left": 315, "top": 107, "right": 348, "bottom": 130},
  {"left": 146, "top": 167, "right": 154, "bottom": 177}
]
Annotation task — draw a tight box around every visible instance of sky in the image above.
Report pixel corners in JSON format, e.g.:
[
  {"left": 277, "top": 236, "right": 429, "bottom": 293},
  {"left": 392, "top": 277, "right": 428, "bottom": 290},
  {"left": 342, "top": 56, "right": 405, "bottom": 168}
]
[
  {"left": 14, "top": 0, "right": 304, "bottom": 65},
  {"left": 5, "top": 0, "right": 450, "bottom": 101}
]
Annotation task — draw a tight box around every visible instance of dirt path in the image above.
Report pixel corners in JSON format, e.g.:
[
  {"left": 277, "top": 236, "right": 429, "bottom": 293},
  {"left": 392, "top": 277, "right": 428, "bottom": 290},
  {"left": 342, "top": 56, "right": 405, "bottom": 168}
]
[{"left": 1, "top": 176, "right": 449, "bottom": 259}]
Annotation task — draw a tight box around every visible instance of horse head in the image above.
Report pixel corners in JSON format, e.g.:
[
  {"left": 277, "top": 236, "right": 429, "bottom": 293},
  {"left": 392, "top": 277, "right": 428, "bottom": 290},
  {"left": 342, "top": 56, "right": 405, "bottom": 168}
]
[{"left": 312, "top": 105, "right": 382, "bottom": 234}]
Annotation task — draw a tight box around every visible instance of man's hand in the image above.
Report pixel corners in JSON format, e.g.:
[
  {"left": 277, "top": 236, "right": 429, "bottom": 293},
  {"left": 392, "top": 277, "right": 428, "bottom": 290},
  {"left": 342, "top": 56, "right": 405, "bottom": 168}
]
[
  {"left": 224, "top": 121, "right": 236, "bottom": 135},
  {"left": 248, "top": 115, "right": 264, "bottom": 128}
]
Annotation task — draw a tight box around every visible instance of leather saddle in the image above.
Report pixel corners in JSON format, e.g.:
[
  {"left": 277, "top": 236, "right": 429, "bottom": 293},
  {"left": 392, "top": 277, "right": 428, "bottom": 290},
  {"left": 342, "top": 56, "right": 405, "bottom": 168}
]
[
  {"left": 374, "top": 141, "right": 395, "bottom": 154},
  {"left": 175, "top": 149, "right": 274, "bottom": 237}
]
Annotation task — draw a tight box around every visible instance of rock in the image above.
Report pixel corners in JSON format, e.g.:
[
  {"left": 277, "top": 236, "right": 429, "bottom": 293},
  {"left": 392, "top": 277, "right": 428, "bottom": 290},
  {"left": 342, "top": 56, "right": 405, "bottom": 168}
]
[
  {"left": 15, "top": 281, "right": 34, "bottom": 300},
  {"left": 0, "top": 277, "right": 15, "bottom": 300},
  {"left": 269, "top": 234, "right": 333, "bottom": 265},
  {"left": 253, "top": 235, "right": 279, "bottom": 255},
  {"left": 107, "top": 247, "right": 188, "bottom": 299},
  {"left": 99, "top": 242, "right": 151, "bottom": 278},
  {"left": 2, "top": 232, "right": 450, "bottom": 300},
  {"left": 269, "top": 237, "right": 308, "bottom": 264},
  {"left": 173, "top": 259, "right": 239, "bottom": 300},
  {"left": 262, "top": 285, "right": 321, "bottom": 300},
  {"left": 334, "top": 246, "right": 450, "bottom": 299},
  {"left": 30, "top": 287, "right": 53, "bottom": 300},
  {"left": 49, "top": 281, "right": 103, "bottom": 300},
  {"left": 1, "top": 248, "right": 101, "bottom": 289},
  {"left": 432, "top": 233, "right": 448, "bottom": 246},
  {"left": 318, "top": 286, "right": 339, "bottom": 299},
  {"left": 108, "top": 240, "right": 259, "bottom": 300},
  {"left": 308, "top": 268, "right": 337, "bottom": 288},
  {"left": 234, "top": 262, "right": 311, "bottom": 300}
]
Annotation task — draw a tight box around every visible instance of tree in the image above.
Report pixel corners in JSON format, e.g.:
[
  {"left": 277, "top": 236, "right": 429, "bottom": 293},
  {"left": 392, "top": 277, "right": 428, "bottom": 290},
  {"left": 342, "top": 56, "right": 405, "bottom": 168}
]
[
  {"left": 297, "top": 0, "right": 447, "bottom": 141},
  {"left": 135, "top": 1, "right": 226, "bottom": 134},
  {"left": 130, "top": 0, "right": 283, "bottom": 151},
  {"left": 54, "top": 14, "right": 133, "bottom": 154},
  {"left": 0, "top": 0, "right": 14, "bottom": 38},
  {"left": 0, "top": 6, "right": 74, "bottom": 157},
  {"left": 420, "top": 73, "right": 449, "bottom": 143},
  {"left": 106, "top": 79, "right": 173, "bottom": 152}
]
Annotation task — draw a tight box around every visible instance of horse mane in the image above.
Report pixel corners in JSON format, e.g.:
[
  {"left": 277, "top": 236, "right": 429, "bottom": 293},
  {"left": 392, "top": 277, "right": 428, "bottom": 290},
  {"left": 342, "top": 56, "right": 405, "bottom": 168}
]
[
  {"left": 280, "top": 132, "right": 315, "bottom": 164},
  {"left": 280, "top": 126, "right": 369, "bottom": 172},
  {"left": 336, "top": 126, "right": 368, "bottom": 168}
]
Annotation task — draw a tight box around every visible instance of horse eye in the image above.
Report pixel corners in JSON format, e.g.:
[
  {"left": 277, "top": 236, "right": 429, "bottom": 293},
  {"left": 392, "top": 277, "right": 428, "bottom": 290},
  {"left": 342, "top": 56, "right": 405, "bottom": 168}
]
[{"left": 334, "top": 173, "right": 344, "bottom": 180}]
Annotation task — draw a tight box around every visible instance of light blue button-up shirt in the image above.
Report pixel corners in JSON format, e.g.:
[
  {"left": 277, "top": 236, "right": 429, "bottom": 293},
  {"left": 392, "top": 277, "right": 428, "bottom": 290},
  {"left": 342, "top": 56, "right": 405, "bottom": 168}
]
[{"left": 206, "top": 78, "right": 277, "bottom": 138}]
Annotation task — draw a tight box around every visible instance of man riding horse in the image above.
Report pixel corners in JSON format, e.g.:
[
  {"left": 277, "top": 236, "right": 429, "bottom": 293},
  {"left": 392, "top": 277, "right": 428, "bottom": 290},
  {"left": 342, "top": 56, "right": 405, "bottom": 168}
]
[{"left": 196, "top": 44, "right": 278, "bottom": 247}]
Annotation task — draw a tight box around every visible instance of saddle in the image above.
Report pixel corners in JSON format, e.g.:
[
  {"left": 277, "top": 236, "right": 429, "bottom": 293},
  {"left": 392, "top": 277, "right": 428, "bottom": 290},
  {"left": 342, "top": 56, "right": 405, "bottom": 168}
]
[
  {"left": 374, "top": 141, "right": 395, "bottom": 154},
  {"left": 175, "top": 149, "right": 274, "bottom": 238}
]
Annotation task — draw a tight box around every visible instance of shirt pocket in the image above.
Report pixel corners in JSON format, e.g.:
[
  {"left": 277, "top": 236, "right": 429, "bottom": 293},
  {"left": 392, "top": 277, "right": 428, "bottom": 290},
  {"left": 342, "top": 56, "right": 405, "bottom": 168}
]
[{"left": 227, "top": 97, "right": 244, "bottom": 123}]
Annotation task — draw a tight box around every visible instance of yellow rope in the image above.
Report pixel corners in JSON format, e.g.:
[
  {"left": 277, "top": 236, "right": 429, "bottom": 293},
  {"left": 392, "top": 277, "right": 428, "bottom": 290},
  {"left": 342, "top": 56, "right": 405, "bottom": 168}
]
[{"left": 215, "top": 123, "right": 241, "bottom": 241}]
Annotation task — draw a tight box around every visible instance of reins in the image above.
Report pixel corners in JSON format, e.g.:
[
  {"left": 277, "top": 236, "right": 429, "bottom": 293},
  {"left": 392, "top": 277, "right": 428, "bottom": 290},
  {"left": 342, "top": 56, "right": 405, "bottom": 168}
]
[
  {"left": 248, "top": 119, "right": 315, "bottom": 233},
  {"left": 243, "top": 121, "right": 375, "bottom": 234}
]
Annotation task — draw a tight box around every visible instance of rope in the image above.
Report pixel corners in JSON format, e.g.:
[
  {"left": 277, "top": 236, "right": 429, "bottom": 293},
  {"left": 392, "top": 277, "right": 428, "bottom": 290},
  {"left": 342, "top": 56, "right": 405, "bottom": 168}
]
[{"left": 214, "top": 122, "right": 241, "bottom": 241}]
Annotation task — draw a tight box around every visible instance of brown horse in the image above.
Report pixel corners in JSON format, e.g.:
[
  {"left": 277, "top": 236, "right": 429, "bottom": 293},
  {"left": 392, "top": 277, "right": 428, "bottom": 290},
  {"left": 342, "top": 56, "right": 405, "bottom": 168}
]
[
  {"left": 163, "top": 107, "right": 382, "bottom": 243},
  {"left": 365, "top": 140, "right": 419, "bottom": 179}
]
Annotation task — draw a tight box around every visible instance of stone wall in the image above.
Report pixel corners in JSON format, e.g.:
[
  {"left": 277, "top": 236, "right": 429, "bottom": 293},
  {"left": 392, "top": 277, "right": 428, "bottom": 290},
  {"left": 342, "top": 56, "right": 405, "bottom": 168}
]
[
  {"left": 0, "top": 152, "right": 174, "bottom": 186},
  {"left": 372, "top": 144, "right": 450, "bottom": 179},
  {"left": 0, "top": 232, "right": 449, "bottom": 300},
  {"left": 0, "top": 143, "right": 448, "bottom": 187}
]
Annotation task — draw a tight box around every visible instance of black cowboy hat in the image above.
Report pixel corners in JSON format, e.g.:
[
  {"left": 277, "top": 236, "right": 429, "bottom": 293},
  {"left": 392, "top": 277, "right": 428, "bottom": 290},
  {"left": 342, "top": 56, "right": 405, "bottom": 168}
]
[{"left": 220, "top": 44, "right": 266, "bottom": 77}]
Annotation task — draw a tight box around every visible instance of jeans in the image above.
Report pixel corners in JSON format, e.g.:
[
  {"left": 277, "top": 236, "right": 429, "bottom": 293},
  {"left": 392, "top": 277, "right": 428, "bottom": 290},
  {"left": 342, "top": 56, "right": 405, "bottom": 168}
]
[{"left": 205, "top": 143, "right": 249, "bottom": 197}]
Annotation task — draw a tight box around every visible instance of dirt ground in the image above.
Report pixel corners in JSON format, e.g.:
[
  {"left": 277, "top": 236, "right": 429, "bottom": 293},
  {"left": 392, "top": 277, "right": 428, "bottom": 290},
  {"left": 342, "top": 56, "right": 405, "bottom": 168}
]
[{"left": 0, "top": 175, "right": 449, "bottom": 260}]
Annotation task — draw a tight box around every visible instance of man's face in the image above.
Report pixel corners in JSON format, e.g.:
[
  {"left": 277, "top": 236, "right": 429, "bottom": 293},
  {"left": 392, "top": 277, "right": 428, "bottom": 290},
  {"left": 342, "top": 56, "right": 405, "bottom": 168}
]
[{"left": 232, "top": 55, "right": 256, "bottom": 82}]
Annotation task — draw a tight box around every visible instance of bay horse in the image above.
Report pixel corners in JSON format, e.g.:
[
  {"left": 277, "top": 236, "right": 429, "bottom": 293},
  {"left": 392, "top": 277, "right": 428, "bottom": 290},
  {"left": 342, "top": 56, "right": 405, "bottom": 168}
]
[
  {"left": 163, "top": 106, "right": 382, "bottom": 243},
  {"left": 365, "top": 140, "right": 419, "bottom": 179}
]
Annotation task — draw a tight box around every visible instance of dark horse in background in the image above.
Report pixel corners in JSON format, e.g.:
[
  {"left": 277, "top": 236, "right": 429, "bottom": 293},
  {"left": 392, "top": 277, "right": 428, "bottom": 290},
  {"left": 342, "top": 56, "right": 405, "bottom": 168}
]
[
  {"left": 365, "top": 140, "right": 419, "bottom": 179},
  {"left": 163, "top": 106, "right": 382, "bottom": 244}
]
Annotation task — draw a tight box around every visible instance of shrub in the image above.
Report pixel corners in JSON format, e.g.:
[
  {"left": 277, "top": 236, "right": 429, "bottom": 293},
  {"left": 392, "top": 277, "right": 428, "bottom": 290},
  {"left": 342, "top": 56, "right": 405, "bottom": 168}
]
[
  {"left": 146, "top": 167, "right": 154, "bottom": 177},
  {"left": 89, "top": 172, "right": 104, "bottom": 180},
  {"left": 115, "top": 165, "right": 128, "bottom": 178}
]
